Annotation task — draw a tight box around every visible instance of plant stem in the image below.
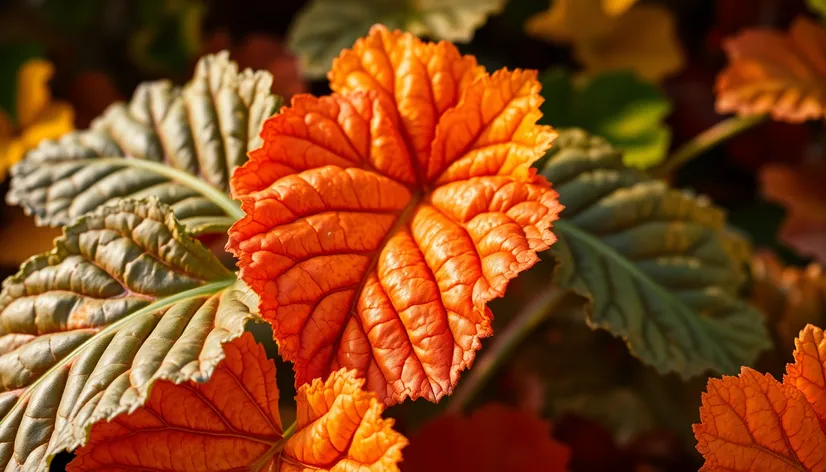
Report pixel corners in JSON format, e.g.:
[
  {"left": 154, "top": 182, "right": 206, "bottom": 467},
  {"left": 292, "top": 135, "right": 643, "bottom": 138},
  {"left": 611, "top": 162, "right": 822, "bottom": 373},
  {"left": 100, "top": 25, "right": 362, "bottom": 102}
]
[
  {"left": 185, "top": 216, "right": 237, "bottom": 236},
  {"left": 96, "top": 158, "right": 245, "bottom": 221},
  {"left": 650, "top": 114, "right": 767, "bottom": 178},
  {"left": 447, "top": 286, "right": 568, "bottom": 414}
]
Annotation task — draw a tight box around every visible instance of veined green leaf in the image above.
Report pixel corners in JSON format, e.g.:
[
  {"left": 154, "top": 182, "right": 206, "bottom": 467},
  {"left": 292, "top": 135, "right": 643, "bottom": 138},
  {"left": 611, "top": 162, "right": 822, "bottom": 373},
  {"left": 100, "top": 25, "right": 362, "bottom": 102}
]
[
  {"left": 0, "top": 199, "right": 258, "bottom": 471},
  {"left": 540, "top": 69, "right": 671, "bottom": 169},
  {"left": 541, "top": 129, "right": 770, "bottom": 378},
  {"left": 7, "top": 52, "right": 281, "bottom": 230},
  {"left": 288, "top": 0, "right": 508, "bottom": 78}
]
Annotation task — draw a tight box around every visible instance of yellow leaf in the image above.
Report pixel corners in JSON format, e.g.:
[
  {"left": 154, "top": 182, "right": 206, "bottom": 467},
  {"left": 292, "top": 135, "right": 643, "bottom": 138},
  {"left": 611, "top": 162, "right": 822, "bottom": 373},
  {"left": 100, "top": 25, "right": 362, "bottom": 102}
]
[
  {"left": 0, "top": 59, "right": 74, "bottom": 179},
  {"left": 602, "top": 0, "right": 638, "bottom": 16},
  {"left": 526, "top": 0, "right": 684, "bottom": 82},
  {"left": 15, "top": 59, "right": 54, "bottom": 129}
]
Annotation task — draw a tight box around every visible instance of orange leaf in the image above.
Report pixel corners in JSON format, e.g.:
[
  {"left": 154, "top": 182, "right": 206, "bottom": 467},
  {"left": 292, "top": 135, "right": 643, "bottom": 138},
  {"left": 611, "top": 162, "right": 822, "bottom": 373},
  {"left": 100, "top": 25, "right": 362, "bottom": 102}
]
[
  {"left": 402, "top": 404, "right": 571, "bottom": 472},
  {"left": 717, "top": 16, "right": 826, "bottom": 122},
  {"left": 227, "top": 25, "right": 562, "bottom": 404},
  {"left": 69, "top": 333, "right": 406, "bottom": 471},
  {"left": 760, "top": 162, "right": 826, "bottom": 265},
  {"left": 694, "top": 324, "right": 826, "bottom": 471}
]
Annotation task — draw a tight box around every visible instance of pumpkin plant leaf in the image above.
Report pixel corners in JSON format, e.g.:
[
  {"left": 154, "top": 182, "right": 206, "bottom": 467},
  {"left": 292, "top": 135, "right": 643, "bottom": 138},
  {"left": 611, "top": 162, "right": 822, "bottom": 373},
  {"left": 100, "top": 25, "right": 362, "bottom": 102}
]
[
  {"left": 229, "top": 25, "right": 563, "bottom": 405},
  {"left": 717, "top": 16, "right": 826, "bottom": 122},
  {"left": 694, "top": 324, "right": 826, "bottom": 471},
  {"left": 540, "top": 68, "right": 671, "bottom": 169},
  {"left": 540, "top": 129, "right": 771, "bottom": 378},
  {"left": 71, "top": 334, "right": 406, "bottom": 471},
  {"left": 7, "top": 52, "right": 281, "bottom": 230},
  {"left": 0, "top": 198, "right": 259, "bottom": 471},
  {"left": 402, "top": 404, "right": 570, "bottom": 472},
  {"left": 287, "top": 0, "right": 508, "bottom": 78}
]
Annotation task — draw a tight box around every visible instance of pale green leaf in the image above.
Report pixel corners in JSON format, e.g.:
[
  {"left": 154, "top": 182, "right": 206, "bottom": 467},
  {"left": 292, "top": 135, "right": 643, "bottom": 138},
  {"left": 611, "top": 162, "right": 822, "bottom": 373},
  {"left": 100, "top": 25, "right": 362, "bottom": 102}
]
[
  {"left": 541, "top": 129, "right": 770, "bottom": 378},
  {"left": 287, "top": 0, "right": 508, "bottom": 78},
  {"left": 540, "top": 69, "right": 671, "bottom": 169},
  {"left": 7, "top": 52, "right": 281, "bottom": 230},
  {"left": 0, "top": 199, "right": 257, "bottom": 471}
]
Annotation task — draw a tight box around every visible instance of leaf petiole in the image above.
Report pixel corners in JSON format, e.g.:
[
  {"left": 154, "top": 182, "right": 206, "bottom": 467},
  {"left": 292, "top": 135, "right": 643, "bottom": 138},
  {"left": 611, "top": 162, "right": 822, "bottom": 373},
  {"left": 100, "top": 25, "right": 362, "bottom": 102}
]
[
  {"left": 447, "top": 285, "right": 569, "bottom": 413},
  {"left": 650, "top": 114, "right": 767, "bottom": 178},
  {"left": 95, "top": 158, "right": 245, "bottom": 221}
]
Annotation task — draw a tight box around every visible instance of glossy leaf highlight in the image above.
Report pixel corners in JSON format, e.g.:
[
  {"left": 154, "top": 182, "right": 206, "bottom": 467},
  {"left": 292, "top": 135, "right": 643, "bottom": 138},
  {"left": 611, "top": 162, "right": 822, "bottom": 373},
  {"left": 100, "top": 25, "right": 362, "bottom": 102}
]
[
  {"left": 540, "top": 129, "right": 770, "bottom": 378},
  {"left": 0, "top": 199, "right": 253, "bottom": 471},
  {"left": 71, "top": 334, "right": 406, "bottom": 471},
  {"left": 694, "top": 324, "right": 826, "bottom": 471},
  {"left": 228, "top": 25, "right": 562, "bottom": 404},
  {"left": 717, "top": 16, "right": 826, "bottom": 122},
  {"left": 7, "top": 52, "right": 281, "bottom": 229}
]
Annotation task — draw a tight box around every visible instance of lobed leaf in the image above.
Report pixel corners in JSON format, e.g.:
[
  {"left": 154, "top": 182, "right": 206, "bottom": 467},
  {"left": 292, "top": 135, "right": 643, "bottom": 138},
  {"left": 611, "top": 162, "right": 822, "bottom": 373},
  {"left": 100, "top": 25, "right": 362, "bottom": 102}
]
[
  {"left": 716, "top": 16, "right": 826, "bottom": 122},
  {"left": 287, "top": 0, "right": 507, "bottom": 78},
  {"left": 402, "top": 404, "right": 570, "bottom": 472},
  {"left": 540, "top": 129, "right": 770, "bottom": 378},
  {"left": 7, "top": 52, "right": 281, "bottom": 230},
  {"left": 694, "top": 324, "right": 826, "bottom": 471},
  {"left": 229, "top": 25, "right": 563, "bottom": 405},
  {"left": 71, "top": 334, "right": 406, "bottom": 471},
  {"left": 0, "top": 198, "right": 255, "bottom": 471}
]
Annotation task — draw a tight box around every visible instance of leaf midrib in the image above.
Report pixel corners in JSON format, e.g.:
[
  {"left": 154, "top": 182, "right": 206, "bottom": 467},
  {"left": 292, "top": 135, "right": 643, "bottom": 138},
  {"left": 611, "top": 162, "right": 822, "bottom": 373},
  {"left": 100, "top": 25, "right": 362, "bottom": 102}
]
[
  {"left": 0, "top": 277, "right": 236, "bottom": 431},
  {"left": 554, "top": 219, "right": 711, "bottom": 364}
]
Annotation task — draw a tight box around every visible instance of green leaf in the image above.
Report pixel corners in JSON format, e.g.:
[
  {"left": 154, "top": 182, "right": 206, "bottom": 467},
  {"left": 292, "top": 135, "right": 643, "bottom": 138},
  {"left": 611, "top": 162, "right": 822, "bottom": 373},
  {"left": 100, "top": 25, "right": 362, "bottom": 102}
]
[
  {"left": 540, "top": 69, "right": 672, "bottom": 169},
  {"left": 540, "top": 129, "right": 770, "bottom": 378},
  {"left": 7, "top": 52, "right": 281, "bottom": 230},
  {"left": 287, "top": 0, "right": 508, "bottom": 78},
  {"left": 0, "top": 198, "right": 258, "bottom": 471},
  {"left": 807, "top": 0, "right": 826, "bottom": 19}
]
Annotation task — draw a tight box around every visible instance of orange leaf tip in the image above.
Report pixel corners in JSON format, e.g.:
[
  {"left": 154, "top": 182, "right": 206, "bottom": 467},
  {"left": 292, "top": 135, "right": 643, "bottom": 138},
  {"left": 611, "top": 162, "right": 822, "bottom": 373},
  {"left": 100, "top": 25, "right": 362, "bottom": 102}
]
[
  {"left": 70, "top": 333, "right": 406, "bottom": 472},
  {"left": 694, "top": 324, "right": 826, "bottom": 471}
]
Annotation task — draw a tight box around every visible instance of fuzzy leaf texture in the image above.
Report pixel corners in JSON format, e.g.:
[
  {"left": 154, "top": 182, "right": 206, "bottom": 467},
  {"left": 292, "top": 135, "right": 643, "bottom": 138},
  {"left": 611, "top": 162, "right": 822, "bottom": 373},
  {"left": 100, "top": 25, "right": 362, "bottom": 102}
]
[
  {"left": 716, "top": 16, "right": 826, "bottom": 122},
  {"left": 287, "top": 1, "right": 508, "bottom": 78},
  {"left": 539, "top": 129, "right": 770, "bottom": 378},
  {"left": 7, "top": 52, "right": 281, "bottom": 232},
  {"left": 402, "top": 404, "right": 570, "bottom": 472},
  {"left": 540, "top": 69, "right": 672, "bottom": 169},
  {"left": 694, "top": 324, "right": 826, "bottom": 471},
  {"left": 70, "top": 333, "right": 406, "bottom": 472},
  {"left": 228, "top": 25, "right": 563, "bottom": 405},
  {"left": 0, "top": 199, "right": 259, "bottom": 471}
]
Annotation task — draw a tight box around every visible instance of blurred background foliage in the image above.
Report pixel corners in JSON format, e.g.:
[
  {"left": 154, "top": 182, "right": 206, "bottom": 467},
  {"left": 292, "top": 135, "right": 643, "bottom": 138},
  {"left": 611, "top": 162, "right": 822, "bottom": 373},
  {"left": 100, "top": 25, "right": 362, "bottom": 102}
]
[{"left": 0, "top": 0, "right": 824, "bottom": 470}]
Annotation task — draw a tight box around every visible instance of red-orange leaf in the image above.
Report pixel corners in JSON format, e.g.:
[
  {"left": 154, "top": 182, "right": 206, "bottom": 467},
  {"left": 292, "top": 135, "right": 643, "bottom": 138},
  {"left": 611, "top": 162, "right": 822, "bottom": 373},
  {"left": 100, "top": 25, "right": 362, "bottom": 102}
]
[
  {"left": 402, "top": 404, "right": 571, "bottom": 472},
  {"left": 69, "top": 333, "right": 406, "bottom": 471},
  {"left": 716, "top": 16, "right": 826, "bottom": 122},
  {"left": 228, "top": 24, "right": 562, "bottom": 405},
  {"left": 693, "top": 324, "right": 826, "bottom": 471}
]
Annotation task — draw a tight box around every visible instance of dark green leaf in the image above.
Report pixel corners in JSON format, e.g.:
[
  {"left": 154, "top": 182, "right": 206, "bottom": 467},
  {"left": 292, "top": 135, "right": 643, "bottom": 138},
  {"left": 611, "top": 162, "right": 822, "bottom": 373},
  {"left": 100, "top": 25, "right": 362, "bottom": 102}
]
[{"left": 541, "top": 129, "right": 770, "bottom": 378}]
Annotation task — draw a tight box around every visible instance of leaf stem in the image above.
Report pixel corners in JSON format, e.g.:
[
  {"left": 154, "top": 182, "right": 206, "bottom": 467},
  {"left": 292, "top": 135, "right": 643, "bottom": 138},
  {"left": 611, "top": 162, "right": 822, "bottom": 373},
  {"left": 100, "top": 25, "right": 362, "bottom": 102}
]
[
  {"left": 447, "top": 285, "right": 568, "bottom": 413},
  {"left": 96, "top": 158, "right": 245, "bottom": 221},
  {"left": 650, "top": 114, "right": 767, "bottom": 178}
]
